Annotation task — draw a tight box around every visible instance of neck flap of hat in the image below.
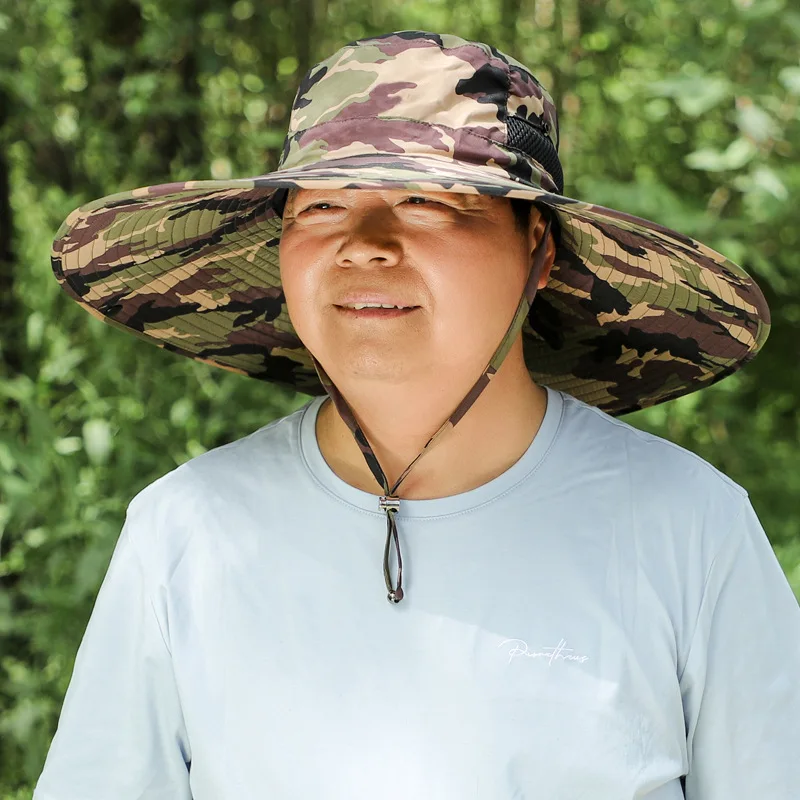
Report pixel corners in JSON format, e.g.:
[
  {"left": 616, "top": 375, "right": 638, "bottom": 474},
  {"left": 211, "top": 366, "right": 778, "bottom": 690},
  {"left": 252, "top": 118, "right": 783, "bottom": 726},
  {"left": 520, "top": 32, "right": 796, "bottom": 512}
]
[{"left": 313, "top": 218, "right": 552, "bottom": 605}]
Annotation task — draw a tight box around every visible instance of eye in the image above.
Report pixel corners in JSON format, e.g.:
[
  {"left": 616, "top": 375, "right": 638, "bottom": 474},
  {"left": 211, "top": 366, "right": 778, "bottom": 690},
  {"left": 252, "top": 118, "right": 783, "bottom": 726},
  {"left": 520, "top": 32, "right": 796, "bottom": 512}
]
[
  {"left": 403, "top": 196, "right": 446, "bottom": 207},
  {"left": 296, "top": 197, "right": 444, "bottom": 214}
]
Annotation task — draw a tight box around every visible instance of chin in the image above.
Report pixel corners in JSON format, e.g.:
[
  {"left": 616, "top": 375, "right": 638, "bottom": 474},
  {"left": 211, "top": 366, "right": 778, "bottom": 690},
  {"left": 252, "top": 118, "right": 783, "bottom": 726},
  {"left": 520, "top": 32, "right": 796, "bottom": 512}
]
[{"left": 321, "top": 348, "right": 424, "bottom": 385}]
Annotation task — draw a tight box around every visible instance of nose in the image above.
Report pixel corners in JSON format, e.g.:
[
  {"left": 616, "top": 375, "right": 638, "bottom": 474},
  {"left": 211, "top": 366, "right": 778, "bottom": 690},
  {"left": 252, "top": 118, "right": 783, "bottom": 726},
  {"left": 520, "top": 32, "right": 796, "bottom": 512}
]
[{"left": 334, "top": 207, "right": 403, "bottom": 269}]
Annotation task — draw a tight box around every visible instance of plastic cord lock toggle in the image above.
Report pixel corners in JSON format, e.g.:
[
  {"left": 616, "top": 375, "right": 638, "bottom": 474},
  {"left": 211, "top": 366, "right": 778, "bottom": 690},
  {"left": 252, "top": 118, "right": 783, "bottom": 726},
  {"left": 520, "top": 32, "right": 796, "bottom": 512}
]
[{"left": 378, "top": 496, "right": 400, "bottom": 513}]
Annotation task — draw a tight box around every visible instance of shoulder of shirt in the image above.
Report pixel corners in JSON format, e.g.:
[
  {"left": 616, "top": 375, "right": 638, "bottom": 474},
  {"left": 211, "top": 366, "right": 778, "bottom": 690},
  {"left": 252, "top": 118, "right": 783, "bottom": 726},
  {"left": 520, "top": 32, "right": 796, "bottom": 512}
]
[
  {"left": 122, "top": 401, "right": 312, "bottom": 559},
  {"left": 133, "top": 400, "right": 308, "bottom": 492},
  {"left": 555, "top": 390, "right": 749, "bottom": 507}
]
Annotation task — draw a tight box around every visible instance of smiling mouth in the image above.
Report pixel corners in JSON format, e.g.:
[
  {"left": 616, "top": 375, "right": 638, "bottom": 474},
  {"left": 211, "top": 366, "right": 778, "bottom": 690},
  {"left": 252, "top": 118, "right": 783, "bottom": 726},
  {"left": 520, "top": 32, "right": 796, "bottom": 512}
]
[
  {"left": 336, "top": 302, "right": 419, "bottom": 309},
  {"left": 334, "top": 305, "right": 420, "bottom": 318}
]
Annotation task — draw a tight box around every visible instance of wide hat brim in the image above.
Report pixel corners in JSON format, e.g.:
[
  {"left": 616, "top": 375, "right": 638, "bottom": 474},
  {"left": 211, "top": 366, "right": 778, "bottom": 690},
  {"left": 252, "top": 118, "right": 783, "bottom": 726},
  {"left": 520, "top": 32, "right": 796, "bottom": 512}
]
[{"left": 51, "top": 152, "right": 770, "bottom": 416}]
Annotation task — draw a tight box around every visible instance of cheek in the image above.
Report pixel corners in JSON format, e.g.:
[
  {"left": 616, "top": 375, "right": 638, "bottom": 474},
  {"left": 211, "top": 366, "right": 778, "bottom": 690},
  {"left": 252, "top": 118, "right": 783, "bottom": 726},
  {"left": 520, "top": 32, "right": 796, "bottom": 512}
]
[
  {"left": 424, "top": 240, "right": 528, "bottom": 348},
  {"left": 278, "top": 239, "right": 322, "bottom": 336}
]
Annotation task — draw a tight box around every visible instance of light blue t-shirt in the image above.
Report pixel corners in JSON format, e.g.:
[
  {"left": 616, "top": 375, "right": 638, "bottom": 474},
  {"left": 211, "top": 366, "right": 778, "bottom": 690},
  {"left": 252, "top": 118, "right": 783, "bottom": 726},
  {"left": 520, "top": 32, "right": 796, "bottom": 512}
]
[{"left": 33, "top": 388, "right": 800, "bottom": 799}]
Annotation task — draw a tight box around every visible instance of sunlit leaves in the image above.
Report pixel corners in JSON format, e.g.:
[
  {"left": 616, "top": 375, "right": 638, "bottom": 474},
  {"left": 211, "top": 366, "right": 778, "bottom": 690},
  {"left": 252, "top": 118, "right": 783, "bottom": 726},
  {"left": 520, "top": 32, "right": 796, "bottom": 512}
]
[
  {"left": 735, "top": 101, "right": 780, "bottom": 143},
  {"left": 81, "top": 420, "right": 113, "bottom": 466},
  {"left": 648, "top": 72, "right": 732, "bottom": 117},
  {"left": 685, "top": 138, "right": 757, "bottom": 171},
  {"left": 778, "top": 65, "right": 800, "bottom": 94}
]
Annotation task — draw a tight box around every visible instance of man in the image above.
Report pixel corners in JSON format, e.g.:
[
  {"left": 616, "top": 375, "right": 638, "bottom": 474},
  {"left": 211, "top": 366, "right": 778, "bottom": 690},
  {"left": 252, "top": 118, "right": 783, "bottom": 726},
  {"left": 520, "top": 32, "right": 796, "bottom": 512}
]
[
  {"left": 279, "top": 189, "right": 555, "bottom": 496},
  {"left": 35, "top": 31, "right": 799, "bottom": 799}
]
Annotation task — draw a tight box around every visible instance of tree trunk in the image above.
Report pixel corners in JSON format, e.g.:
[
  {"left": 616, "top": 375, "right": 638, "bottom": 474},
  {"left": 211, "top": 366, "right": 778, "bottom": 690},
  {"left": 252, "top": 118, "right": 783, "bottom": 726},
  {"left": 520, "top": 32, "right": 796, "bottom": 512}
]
[
  {"left": 294, "top": 0, "right": 315, "bottom": 81},
  {"left": 0, "top": 89, "right": 23, "bottom": 376}
]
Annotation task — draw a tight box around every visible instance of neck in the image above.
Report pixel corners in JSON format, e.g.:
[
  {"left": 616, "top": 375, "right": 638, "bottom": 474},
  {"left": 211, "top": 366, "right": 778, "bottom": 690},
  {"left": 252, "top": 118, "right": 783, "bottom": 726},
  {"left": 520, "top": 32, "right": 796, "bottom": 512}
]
[{"left": 315, "top": 344, "right": 548, "bottom": 500}]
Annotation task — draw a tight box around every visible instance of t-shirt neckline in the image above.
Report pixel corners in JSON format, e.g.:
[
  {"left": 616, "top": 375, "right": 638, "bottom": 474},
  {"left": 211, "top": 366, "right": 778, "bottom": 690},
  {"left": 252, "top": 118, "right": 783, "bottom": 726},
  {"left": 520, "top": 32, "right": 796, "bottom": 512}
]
[{"left": 298, "top": 386, "right": 564, "bottom": 519}]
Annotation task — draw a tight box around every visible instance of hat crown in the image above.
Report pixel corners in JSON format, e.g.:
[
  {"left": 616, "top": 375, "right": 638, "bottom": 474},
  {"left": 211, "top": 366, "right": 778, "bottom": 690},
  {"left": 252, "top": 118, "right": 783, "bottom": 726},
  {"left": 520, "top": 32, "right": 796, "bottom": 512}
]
[{"left": 278, "top": 31, "right": 564, "bottom": 193}]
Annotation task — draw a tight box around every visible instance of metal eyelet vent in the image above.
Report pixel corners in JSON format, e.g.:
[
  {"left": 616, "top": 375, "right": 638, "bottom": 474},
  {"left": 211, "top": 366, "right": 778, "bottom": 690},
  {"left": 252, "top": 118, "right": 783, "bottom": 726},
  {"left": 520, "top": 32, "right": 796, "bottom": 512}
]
[{"left": 506, "top": 115, "right": 564, "bottom": 194}]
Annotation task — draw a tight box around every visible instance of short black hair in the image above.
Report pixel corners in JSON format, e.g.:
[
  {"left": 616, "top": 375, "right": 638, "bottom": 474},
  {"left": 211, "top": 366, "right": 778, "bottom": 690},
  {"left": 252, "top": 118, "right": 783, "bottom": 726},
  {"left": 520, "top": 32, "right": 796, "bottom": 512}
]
[
  {"left": 510, "top": 198, "right": 559, "bottom": 258},
  {"left": 510, "top": 197, "right": 532, "bottom": 232}
]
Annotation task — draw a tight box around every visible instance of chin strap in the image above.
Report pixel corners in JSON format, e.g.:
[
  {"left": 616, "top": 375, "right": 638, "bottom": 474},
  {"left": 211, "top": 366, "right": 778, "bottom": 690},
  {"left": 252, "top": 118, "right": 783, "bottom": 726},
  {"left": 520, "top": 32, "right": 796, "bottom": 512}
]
[{"left": 312, "top": 218, "right": 552, "bottom": 604}]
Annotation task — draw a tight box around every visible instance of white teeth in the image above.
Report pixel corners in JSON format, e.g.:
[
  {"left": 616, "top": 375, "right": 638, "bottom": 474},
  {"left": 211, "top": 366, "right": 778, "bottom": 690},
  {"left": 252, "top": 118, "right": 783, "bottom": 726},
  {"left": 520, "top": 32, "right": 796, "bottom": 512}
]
[{"left": 347, "top": 303, "right": 407, "bottom": 309}]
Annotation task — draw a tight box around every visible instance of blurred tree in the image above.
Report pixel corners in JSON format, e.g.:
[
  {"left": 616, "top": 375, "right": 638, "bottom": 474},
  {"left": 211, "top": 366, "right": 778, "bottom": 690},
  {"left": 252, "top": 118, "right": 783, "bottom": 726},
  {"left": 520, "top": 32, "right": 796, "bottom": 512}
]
[{"left": 0, "top": 0, "right": 797, "bottom": 793}]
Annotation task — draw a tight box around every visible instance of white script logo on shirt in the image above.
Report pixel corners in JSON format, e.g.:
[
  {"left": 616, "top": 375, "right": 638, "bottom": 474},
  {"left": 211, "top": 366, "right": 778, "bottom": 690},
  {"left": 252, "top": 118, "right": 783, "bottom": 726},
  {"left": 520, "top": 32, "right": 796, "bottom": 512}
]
[{"left": 498, "top": 638, "right": 590, "bottom": 666}]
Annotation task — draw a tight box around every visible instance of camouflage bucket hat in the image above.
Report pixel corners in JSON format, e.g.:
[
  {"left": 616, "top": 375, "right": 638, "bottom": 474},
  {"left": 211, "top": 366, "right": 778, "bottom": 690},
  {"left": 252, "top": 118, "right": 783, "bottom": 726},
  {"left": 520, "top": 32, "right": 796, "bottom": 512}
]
[
  {"left": 52, "top": 30, "right": 770, "bottom": 417},
  {"left": 52, "top": 30, "right": 772, "bottom": 605}
]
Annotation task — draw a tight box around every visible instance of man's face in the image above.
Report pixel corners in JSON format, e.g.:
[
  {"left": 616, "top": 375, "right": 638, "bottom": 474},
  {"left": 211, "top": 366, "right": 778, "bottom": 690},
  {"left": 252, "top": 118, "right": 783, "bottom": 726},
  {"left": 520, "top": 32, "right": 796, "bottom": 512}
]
[{"left": 278, "top": 188, "right": 547, "bottom": 386}]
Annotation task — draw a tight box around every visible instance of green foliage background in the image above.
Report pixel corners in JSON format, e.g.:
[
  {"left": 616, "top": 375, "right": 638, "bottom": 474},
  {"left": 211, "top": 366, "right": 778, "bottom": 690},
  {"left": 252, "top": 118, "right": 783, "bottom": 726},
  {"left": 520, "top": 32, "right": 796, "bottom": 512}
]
[{"left": 1, "top": 0, "right": 798, "bottom": 793}]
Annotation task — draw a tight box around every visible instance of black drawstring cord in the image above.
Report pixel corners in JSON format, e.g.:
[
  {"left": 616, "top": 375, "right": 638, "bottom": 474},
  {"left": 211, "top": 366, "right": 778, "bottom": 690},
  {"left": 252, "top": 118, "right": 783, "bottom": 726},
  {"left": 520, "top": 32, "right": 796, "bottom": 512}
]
[
  {"left": 310, "top": 213, "right": 552, "bottom": 606},
  {"left": 379, "top": 496, "right": 403, "bottom": 603}
]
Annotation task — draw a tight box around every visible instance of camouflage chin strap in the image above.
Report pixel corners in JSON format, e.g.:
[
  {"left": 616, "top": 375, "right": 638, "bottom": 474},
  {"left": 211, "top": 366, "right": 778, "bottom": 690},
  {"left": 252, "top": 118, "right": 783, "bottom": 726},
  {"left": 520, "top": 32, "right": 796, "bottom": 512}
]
[{"left": 314, "top": 219, "right": 552, "bottom": 604}]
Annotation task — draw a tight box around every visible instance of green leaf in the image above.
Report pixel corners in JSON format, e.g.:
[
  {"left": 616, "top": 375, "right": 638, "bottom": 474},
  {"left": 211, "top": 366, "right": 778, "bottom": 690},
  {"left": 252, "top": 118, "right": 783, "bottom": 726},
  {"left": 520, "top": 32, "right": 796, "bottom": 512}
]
[
  {"left": 82, "top": 420, "right": 113, "bottom": 466},
  {"left": 262, "top": 128, "right": 286, "bottom": 148},
  {"left": 0, "top": 444, "right": 15, "bottom": 473},
  {"left": 169, "top": 398, "right": 193, "bottom": 426},
  {"left": 25, "top": 313, "right": 45, "bottom": 351},
  {"left": 736, "top": 103, "right": 780, "bottom": 142},
  {"left": 244, "top": 98, "right": 268, "bottom": 123},
  {"left": 53, "top": 437, "right": 83, "bottom": 456},
  {"left": 750, "top": 165, "right": 789, "bottom": 200},
  {"left": 232, "top": 0, "right": 254, "bottom": 20},
  {"left": 778, "top": 66, "right": 800, "bottom": 94},
  {"left": 733, "top": 0, "right": 785, "bottom": 19},
  {"left": 685, "top": 137, "right": 756, "bottom": 171},
  {"left": 648, "top": 74, "right": 732, "bottom": 117},
  {"left": 23, "top": 528, "right": 47, "bottom": 549},
  {"left": 277, "top": 56, "right": 298, "bottom": 77}
]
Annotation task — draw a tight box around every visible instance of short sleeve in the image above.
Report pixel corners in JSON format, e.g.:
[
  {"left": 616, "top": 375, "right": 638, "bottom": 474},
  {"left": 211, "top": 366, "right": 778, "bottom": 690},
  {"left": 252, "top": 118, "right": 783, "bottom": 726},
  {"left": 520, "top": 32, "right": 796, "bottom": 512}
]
[
  {"left": 679, "top": 496, "right": 800, "bottom": 799},
  {"left": 33, "top": 493, "right": 193, "bottom": 800}
]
